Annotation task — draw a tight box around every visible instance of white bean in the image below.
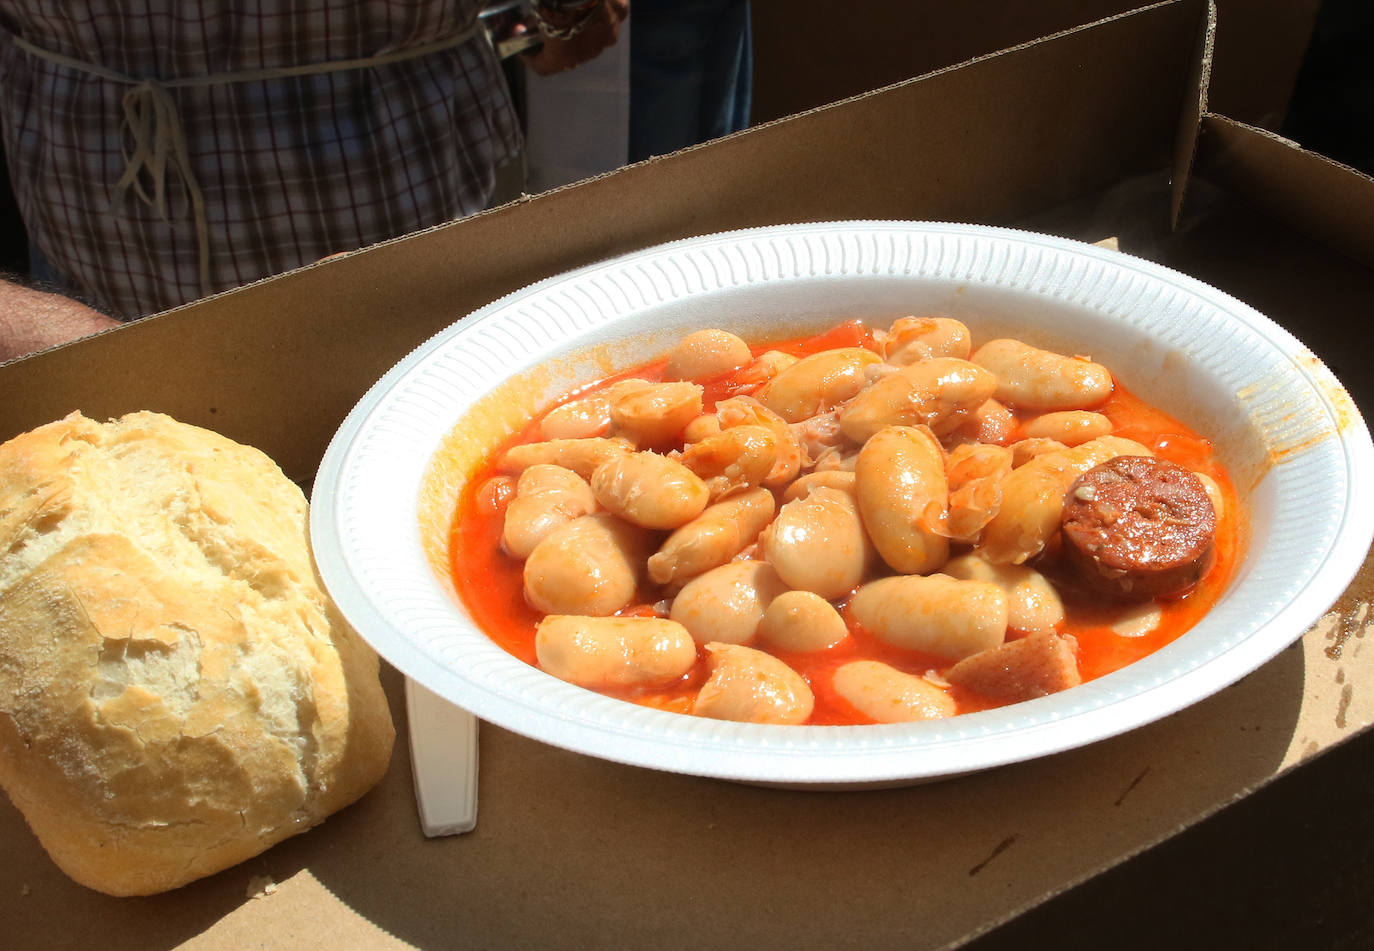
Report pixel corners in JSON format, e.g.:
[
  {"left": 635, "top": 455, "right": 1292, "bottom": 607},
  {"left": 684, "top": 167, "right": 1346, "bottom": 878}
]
[
  {"left": 501, "top": 464, "right": 597, "bottom": 558},
  {"left": 691, "top": 643, "right": 814, "bottom": 724},
  {"left": 864, "top": 362, "right": 901, "bottom": 385},
  {"left": 663, "top": 329, "right": 752, "bottom": 382},
  {"left": 1009, "top": 437, "right": 1068, "bottom": 468},
  {"left": 501, "top": 436, "right": 633, "bottom": 479},
  {"left": 971, "top": 338, "right": 1113, "bottom": 411},
  {"left": 761, "top": 486, "right": 872, "bottom": 599},
  {"left": 881, "top": 316, "right": 972, "bottom": 365},
  {"left": 475, "top": 475, "right": 517, "bottom": 517},
  {"left": 838, "top": 357, "right": 998, "bottom": 444},
  {"left": 681, "top": 413, "right": 723, "bottom": 443},
  {"left": 535, "top": 615, "right": 697, "bottom": 688},
  {"left": 945, "top": 398, "right": 1016, "bottom": 447},
  {"left": 781, "top": 469, "right": 857, "bottom": 502},
  {"left": 1022, "top": 410, "right": 1113, "bottom": 446},
  {"left": 609, "top": 381, "right": 703, "bottom": 447},
  {"left": 1194, "top": 471, "right": 1226, "bottom": 520},
  {"left": 715, "top": 396, "right": 802, "bottom": 488},
  {"left": 678, "top": 424, "right": 778, "bottom": 498},
  {"left": 942, "top": 553, "right": 1065, "bottom": 634},
  {"left": 831, "top": 661, "right": 955, "bottom": 723},
  {"left": 848, "top": 574, "right": 1007, "bottom": 661},
  {"left": 647, "top": 487, "right": 776, "bottom": 586},
  {"left": 591, "top": 451, "right": 709, "bottom": 529},
  {"left": 735, "top": 349, "right": 799, "bottom": 387},
  {"left": 854, "top": 425, "right": 949, "bottom": 575},
  {"left": 757, "top": 590, "right": 849, "bottom": 652},
  {"left": 523, "top": 513, "right": 651, "bottom": 616},
  {"left": 539, "top": 379, "right": 653, "bottom": 440},
  {"left": 668, "top": 560, "right": 789, "bottom": 646},
  {"left": 754, "top": 347, "right": 881, "bottom": 423},
  {"left": 1110, "top": 601, "right": 1163, "bottom": 637}
]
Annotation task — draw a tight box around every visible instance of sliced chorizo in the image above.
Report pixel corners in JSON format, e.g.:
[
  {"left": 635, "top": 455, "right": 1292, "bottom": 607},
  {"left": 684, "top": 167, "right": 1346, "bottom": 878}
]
[
  {"left": 978, "top": 435, "right": 1152, "bottom": 565},
  {"left": 1060, "top": 455, "right": 1217, "bottom": 599}
]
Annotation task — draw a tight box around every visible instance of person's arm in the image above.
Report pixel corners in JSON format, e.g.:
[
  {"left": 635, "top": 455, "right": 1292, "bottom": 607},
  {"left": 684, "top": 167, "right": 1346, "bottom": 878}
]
[{"left": 0, "top": 277, "right": 122, "bottom": 362}]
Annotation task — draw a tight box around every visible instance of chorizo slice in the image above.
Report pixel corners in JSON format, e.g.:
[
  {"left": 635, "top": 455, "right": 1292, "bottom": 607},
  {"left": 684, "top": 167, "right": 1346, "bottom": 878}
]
[{"left": 1060, "top": 455, "right": 1217, "bottom": 600}]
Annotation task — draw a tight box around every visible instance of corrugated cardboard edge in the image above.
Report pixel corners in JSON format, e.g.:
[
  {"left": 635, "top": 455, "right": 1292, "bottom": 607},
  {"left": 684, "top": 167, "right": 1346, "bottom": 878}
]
[
  {"left": 1194, "top": 113, "right": 1374, "bottom": 271},
  {"left": 751, "top": 0, "right": 1316, "bottom": 135},
  {"left": 1169, "top": 0, "right": 1216, "bottom": 228},
  {"left": 568, "top": 0, "right": 1211, "bottom": 182}
]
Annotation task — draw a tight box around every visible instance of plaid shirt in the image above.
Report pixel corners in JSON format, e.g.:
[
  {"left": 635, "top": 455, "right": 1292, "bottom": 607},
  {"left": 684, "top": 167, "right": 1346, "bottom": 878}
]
[{"left": 0, "top": 1, "right": 522, "bottom": 318}]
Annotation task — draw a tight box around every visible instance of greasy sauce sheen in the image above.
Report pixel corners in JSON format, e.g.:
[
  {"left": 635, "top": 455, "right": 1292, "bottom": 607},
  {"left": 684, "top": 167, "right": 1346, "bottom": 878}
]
[{"left": 450, "top": 319, "right": 1242, "bottom": 726}]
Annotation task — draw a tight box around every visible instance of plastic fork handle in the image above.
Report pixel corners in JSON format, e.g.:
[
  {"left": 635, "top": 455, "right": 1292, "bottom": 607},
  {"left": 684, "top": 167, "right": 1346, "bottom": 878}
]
[{"left": 405, "top": 677, "right": 480, "bottom": 836}]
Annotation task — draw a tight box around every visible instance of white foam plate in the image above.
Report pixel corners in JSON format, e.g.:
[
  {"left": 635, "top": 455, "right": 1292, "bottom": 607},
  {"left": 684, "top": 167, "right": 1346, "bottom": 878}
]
[{"left": 310, "top": 221, "right": 1374, "bottom": 787}]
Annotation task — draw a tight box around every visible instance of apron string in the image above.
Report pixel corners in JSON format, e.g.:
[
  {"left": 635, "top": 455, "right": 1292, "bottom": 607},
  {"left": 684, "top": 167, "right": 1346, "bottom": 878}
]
[{"left": 12, "top": 25, "right": 487, "bottom": 297}]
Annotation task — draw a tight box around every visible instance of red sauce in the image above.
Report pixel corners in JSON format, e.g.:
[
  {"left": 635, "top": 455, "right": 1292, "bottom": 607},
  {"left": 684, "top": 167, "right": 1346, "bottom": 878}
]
[{"left": 449, "top": 321, "right": 1243, "bottom": 724}]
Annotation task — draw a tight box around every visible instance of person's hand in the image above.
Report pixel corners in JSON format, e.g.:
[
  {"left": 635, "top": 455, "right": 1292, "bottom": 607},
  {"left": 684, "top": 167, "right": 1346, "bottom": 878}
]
[{"left": 522, "top": 0, "right": 629, "bottom": 77}]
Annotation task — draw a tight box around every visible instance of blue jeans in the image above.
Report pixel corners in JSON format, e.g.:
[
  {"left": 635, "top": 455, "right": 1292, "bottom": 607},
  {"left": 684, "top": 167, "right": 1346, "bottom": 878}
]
[{"left": 628, "top": 0, "right": 752, "bottom": 162}]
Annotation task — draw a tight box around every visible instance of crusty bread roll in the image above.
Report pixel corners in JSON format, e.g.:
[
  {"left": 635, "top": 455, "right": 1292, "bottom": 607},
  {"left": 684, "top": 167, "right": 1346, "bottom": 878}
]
[{"left": 0, "top": 411, "right": 395, "bottom": 896}]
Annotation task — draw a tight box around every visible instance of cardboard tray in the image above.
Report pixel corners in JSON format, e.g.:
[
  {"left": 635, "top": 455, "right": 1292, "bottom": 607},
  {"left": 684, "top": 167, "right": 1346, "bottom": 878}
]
[{"left": 2, "top": 2, "right": 1372, "bottom": 947}]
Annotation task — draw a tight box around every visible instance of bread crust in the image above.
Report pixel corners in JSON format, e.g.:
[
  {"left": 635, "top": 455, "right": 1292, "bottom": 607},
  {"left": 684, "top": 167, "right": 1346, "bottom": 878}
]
[{"left": 0, "top": 411, "right": 395, "bottom": 896}]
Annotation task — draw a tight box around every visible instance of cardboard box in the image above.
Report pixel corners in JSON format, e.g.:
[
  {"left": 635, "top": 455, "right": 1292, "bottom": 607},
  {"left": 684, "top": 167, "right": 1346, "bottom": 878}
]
[
  {"left": 2, "top": 2, "right": 1372, "bottom": 947},
  {"left": 750, "top": 0, "right": 1320, "bottom": 130}
]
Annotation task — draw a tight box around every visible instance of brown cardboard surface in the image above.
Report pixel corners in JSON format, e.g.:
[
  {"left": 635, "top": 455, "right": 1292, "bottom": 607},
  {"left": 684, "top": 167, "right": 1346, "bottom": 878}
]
[
  {"left": 3, "top": 2, "right": 1374, "bottom": 948},
  {"left": 751, "top": 0, "right": 1317, "bottom": 131},
  {"left": 1202, "top": 0, "right": 1322, "bottom": 129},
  {"left": 1168, "top": 0, "right": 1214, "bottom": 228},
  {"left": 1195, "top": 113, "right": 1374, "bottom": 272}
]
